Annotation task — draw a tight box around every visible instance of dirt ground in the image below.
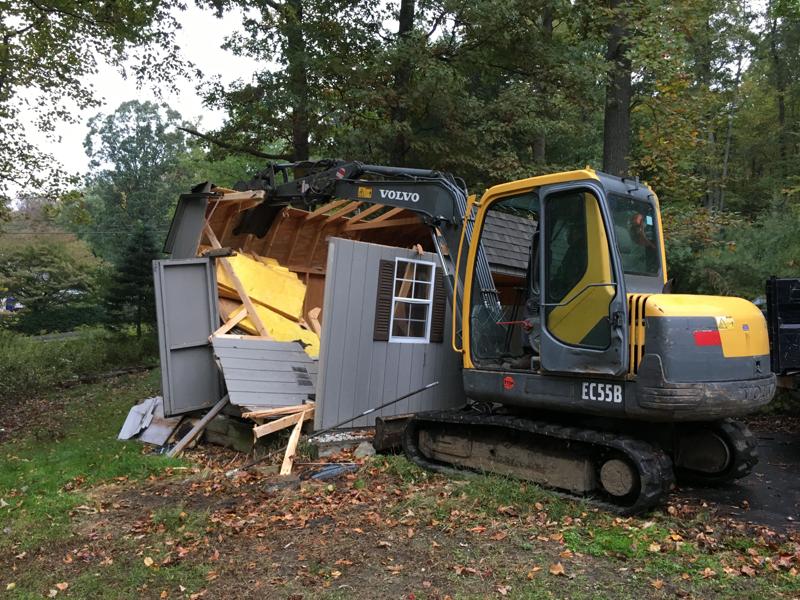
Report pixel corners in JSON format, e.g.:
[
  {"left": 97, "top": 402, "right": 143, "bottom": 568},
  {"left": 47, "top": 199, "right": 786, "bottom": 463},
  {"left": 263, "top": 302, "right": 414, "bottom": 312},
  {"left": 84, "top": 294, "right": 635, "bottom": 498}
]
[{"left": 2, "top": 374, "right": 800, "bottom": 599}]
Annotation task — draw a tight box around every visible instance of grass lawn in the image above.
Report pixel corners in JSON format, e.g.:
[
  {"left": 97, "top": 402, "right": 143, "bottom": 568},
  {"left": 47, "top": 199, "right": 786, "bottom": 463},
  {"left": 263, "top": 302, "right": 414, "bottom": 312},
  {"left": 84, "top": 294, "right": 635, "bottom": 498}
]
[{"left": 1, "top": 371, "right": 799, "bottom": 599}]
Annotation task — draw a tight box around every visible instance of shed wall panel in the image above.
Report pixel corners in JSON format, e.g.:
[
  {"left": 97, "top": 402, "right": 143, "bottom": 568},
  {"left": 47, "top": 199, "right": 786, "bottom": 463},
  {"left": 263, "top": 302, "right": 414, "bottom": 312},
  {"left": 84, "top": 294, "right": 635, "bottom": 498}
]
[{"left": 315, "top": 238, "right": 465, "bottom": 429}]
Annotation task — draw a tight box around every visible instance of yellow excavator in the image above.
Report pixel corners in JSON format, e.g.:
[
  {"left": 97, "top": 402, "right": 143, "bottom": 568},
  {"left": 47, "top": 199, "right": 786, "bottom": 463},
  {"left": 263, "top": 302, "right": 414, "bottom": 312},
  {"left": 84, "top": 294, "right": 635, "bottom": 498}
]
[{"left": 242, "top": 160, "right": 775, "bottom": 513}]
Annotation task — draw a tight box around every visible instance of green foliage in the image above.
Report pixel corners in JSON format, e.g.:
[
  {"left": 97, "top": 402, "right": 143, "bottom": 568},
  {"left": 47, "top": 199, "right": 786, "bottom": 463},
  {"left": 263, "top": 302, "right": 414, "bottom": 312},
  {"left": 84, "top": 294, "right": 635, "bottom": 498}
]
[
  {"left": 0, "top": 1, "right": 187, "bottom": 206},
  {"left": 0, "top": 242, "right": 99, "bottom": 312},
  {"left": 105, "top": 225, "right": 161, "bottom": 337},
  {"left": 0, "top": 328, "right": 159, "bottom": 403},
  {"left": 65, "top": 101, "right": 190, "bottom": 261}
]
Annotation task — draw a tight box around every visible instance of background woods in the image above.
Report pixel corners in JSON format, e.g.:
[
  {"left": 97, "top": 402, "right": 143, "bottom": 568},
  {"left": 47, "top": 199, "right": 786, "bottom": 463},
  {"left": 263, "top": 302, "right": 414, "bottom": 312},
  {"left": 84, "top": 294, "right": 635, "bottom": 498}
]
[{"left": 2, "top": 0, "right": 800, "bottom": 338}]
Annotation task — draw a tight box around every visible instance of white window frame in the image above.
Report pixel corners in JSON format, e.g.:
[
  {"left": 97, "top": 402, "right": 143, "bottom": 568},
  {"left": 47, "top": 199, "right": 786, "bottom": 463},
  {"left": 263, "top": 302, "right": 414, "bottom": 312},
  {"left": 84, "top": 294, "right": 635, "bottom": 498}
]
[{"left": 389, "top": 257, "right": 436, "bottom": 344}]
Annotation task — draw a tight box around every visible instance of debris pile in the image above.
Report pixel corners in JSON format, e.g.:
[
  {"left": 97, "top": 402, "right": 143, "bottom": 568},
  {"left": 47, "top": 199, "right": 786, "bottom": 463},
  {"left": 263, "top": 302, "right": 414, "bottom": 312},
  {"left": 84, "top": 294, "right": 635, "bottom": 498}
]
[{"left": 123, "top": 185, "right": 431, "bottom": 473}]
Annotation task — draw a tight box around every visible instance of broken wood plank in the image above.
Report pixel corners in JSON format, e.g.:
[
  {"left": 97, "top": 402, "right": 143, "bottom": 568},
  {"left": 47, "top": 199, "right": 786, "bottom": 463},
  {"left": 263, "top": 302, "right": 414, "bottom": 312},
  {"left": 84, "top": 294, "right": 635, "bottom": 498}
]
[
  {"left": 252, "top": 408, "right": 314, "bottom": 439},
  {"left": 211, "top": 306, "right": 247, "bottom": 337},
  {"left": 167, "top": 395, "right": 230, "bottom": 458},
  {"left": 219, "top": 190, "right": 265, "bottom": 202},
  {"left": 242, "top": 403, "right": 313, "bottom": 420},
  {"left": 345, "top": 216, "right": 422, "bottom": 231},
  {"left": 280, "top": 410, "right": 308, "bottom": 475},
  {"left": 205, "top": 223, "right": 270, "bottom": 338},
  {"left": 307, "top": 307, "right": 322, "bottom": 336},
  {"left": 305, "top": 199, "right": 348, "bottom": 220},
  {"left": 345, "top": 203, "right": 384, "bottom": 225}
]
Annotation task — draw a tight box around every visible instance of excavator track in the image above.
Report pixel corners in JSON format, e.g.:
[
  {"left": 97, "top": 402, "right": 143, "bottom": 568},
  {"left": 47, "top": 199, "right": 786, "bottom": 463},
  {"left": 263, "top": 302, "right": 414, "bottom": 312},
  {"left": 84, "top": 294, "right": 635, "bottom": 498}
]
[
  {"left": 674, "top": 419, "right": 758, "bottom": 486},
  {"left": 404, "top": 409, "right": 674, "bottom": 515}
]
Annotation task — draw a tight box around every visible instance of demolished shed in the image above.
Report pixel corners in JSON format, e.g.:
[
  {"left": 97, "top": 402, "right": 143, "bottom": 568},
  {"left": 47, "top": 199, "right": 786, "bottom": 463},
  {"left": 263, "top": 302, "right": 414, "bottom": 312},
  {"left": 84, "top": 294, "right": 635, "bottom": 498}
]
[{"left": 152, "top": 175, "right": 467, "bottom": 460}]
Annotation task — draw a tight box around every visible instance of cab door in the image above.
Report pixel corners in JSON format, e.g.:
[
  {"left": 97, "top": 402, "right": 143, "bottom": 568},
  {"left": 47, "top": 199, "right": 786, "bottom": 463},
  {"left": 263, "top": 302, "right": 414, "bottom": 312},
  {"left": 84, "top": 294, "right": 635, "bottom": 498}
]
[{"left": 538, "top": 183, "right": 628, "bottom": 375}]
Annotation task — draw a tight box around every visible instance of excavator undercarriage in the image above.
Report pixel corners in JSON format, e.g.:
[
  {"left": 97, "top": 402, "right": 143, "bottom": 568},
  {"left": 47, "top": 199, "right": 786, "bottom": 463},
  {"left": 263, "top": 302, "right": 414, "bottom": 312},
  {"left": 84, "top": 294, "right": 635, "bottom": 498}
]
[{"left": 403, "top": 407, "right": 759, "bottom": 514}]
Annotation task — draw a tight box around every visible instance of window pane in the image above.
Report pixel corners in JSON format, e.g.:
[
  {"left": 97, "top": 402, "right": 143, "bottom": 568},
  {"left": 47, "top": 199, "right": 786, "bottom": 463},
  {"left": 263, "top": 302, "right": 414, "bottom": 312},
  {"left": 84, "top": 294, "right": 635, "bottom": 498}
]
[
  {"left": 409, "top": 303, "right": 429, "bottom": 320},
  {"left": 393, "top": 301, "right": 410, "bottom": 320},
  {"left": 412, "top": 282, "right": 431, "bottom": 299},
  {"left": 609, "top": 194, "right": 660, "bottom": 276},
  {"left": 415, "top": 263, "right": 432, "bottom": 282},
  {"left": 544, "top": 190, "right": 613, "bottom": 350},
  {"left": 395, "top": 280, "right": 412, "bottom": 297},
  {"left": 409, "top": 320, "right": 427, "bottom": 337},
  {"left": 390, "top": 259, "right": 435, "bottom": 341},
  {"left": 544, "top": 191, "right": 588, "bottom": 304},
  {"left": 392, "top": 319, "right": 409, "bottom": 337},
  {"left": 396, "top": 260, "right": 414, "bottom": 280}
]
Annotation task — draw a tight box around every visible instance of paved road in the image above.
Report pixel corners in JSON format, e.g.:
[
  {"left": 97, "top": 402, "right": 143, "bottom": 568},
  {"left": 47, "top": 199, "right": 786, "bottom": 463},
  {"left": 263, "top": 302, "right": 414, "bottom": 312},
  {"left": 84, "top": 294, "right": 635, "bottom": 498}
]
[{"left": 675, "top": 430, "right": 800, "bottom": 530}]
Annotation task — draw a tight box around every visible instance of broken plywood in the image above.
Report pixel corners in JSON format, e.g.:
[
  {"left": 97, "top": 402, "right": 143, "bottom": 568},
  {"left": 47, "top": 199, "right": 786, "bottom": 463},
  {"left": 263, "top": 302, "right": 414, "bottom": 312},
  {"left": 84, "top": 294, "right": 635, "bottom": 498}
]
[
  {"left": 218, "top": 298, "right": 320, "bottom": 357},
  {"left": 216, "top": 252, "right": 306, "bottom": 320},
  {"left": 212, "top": 335, "right": 318, "bottom": 408}
]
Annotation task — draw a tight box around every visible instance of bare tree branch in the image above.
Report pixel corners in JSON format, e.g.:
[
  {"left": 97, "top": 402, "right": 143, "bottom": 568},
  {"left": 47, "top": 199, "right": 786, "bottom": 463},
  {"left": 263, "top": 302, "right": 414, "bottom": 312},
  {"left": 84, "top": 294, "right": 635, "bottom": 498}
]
[{"left": 179, "top": 126, "right": 291, "bottom": 160}]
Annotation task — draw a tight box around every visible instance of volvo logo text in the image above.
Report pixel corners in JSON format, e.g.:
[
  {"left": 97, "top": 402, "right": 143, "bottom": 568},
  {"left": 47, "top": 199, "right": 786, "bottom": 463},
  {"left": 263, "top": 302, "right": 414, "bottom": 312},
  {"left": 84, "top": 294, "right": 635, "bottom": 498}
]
[{"left": 379, "top": 189, "right": 420, "bottom": 203}]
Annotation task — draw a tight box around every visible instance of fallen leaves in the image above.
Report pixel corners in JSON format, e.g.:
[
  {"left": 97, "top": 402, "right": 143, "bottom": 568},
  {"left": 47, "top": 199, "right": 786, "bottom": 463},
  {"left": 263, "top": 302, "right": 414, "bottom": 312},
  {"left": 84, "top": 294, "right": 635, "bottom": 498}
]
[
  {"left": 700, "top": 567, "right": 716, "bottom": 579},
  {"left": 648, "top": 542, "right": 662, "bottom": 553},
  {"left": 526, "top": 566, "right": 542, "bottom": 579},
  {"left": 549, "top": 562, "right": 566, "bottom": 576},
  {"left": 143, "top": 556, "right": 154, "bottom": 567},
  {"left": 650, "top": 578, "right": 664, "bottom": 590}
]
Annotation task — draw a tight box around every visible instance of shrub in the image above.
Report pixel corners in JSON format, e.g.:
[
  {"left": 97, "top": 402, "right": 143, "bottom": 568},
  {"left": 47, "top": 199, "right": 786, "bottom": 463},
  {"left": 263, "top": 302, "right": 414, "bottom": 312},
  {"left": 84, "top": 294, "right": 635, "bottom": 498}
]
[{"left": 0, "top": 327, "right": 159, "bottom": 402}]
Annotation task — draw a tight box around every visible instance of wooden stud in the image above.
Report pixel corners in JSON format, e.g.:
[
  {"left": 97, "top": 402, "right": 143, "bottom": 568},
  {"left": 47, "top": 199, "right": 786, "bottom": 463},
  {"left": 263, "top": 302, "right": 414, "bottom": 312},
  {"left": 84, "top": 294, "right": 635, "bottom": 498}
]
[
  {"left": 346, "top": 216, "right": 422, "bottom": 231},
  {"left": 370, "top": 206, "right": 405, "bottom": 222},
  {"left": 345, "top": 203, "right": 384, "bottom": 225},
  {"left": 305, "top": 199, "right": 349, "bottom": 220},
  {"left": 168, "top": 395, "right": 230, "bottom": 457},
  {"left": 307, "top": 307, "right": 322, "bottom": 336},
  {"left": 252, "top": 408, "right": 313, "bottom": 439},
  {"left": 325, "top": 201, "right": 362, "bottom": 222},
  {"left": 242, "top": 403, "right": 313, "bottom": 420},
  {"left": 280, "top": 411, "right": 308, "bottom": 475},
  {"left": 210, "top": 306, "right": 247, "bottom": 337},
  {"left": 204, "top": 224, "right": 270, "bottom": 338}
]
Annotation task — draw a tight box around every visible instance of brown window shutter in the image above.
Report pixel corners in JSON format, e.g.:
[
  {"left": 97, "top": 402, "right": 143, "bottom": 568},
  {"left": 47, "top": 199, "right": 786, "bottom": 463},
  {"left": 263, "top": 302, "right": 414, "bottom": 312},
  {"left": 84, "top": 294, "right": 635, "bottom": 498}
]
[
  {"left": 373, "top": 259, "right": 395, "bottom": 341},
  {"left": 429, "top": 268, "right": 447, "bottom": 343}
]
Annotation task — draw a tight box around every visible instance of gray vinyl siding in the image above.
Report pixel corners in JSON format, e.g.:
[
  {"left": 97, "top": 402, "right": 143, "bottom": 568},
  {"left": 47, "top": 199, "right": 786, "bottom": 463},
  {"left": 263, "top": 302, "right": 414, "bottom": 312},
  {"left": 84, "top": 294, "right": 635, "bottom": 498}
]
[
  {"left": 211, "top": 336, "right": 318, "bottom": 410},
  {"left": 315, "top": 238, "right": 465, "bottom": 429}
]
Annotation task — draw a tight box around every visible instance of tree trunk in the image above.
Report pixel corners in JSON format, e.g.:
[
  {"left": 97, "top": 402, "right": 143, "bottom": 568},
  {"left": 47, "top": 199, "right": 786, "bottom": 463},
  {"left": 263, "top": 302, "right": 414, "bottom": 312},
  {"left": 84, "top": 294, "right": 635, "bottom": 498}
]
[
  {"left": 390, "top": 0, "right": 415, "bottom": 165},
  {"left": 602, "top": 0, "right": 632, "bottom": 177},
  {"left": 533, "top": 5, "right": 554, "bottom": 165},
  {"left": 285, "top": 0, "right": 310, "bottom": 161},
  {"left": 769, "top": 16, "right": 787, "bottom": 181}
]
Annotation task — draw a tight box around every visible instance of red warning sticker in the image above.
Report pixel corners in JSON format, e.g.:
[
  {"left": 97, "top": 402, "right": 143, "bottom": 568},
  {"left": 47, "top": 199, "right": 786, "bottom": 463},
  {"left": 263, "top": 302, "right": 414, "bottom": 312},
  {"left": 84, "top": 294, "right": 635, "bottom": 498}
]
[{"left": 503, "top": 376, "right": 515, "bottom": 390}]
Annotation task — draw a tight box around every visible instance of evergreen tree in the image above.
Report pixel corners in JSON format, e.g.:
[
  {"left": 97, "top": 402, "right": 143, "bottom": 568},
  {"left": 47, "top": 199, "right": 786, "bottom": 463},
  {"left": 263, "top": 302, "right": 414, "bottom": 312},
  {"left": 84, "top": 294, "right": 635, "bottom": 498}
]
[{"left": 105, "top": 224, "right": 160, "bottom": 338}]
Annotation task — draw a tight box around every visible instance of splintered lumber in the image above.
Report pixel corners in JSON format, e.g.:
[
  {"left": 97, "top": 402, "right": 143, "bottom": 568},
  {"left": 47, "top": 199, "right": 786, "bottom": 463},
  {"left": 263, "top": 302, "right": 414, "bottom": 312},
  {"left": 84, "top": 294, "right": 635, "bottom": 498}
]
[
  {"left": 280, "top": 410, "right": 310, "bottom": 475},
  {"left": 217, "top": 252, "right": 306, "bottom": 320},
  {"left": 252, "top": 408, "right": 314, "bottom": 439},
  {"left": 217, "top": 298, "right": 320, "bottom": 357},
  {"left": 204, "top": 223, "right": 270, "bottom": 338},
  {"left": 242, "top": 402, "right": 314, "bottom": 420},
  {"left": 168, "top": 395, "right": 230, "bottom": 457},
  {"left": 211, "top": 306, "right": 247, "bottom": 337},
  {"left": 307, "top": 307, "right": 322, "bottom": 336}
]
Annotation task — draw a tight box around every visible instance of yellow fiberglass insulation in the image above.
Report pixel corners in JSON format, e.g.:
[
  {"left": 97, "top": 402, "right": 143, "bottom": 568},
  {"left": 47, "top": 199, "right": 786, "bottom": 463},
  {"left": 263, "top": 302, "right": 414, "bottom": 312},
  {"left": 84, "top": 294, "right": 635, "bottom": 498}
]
[{"left": 216, "top": 253, "right": 306, "bottom": 320}]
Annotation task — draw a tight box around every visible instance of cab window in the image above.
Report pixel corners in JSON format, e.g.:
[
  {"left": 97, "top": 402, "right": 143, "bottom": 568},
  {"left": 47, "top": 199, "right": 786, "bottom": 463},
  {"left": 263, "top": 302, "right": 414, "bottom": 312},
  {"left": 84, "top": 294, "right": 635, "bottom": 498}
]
[{"left": 609, "top": 195, "right": 659, "bottom": 276}]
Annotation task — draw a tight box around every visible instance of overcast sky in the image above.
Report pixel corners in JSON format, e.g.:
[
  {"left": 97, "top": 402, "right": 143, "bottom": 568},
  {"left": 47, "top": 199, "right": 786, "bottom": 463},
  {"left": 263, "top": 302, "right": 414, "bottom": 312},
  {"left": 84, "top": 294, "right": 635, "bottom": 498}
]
[{"left": 23, "top": 4, "right": 261, "bottom": 180}]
